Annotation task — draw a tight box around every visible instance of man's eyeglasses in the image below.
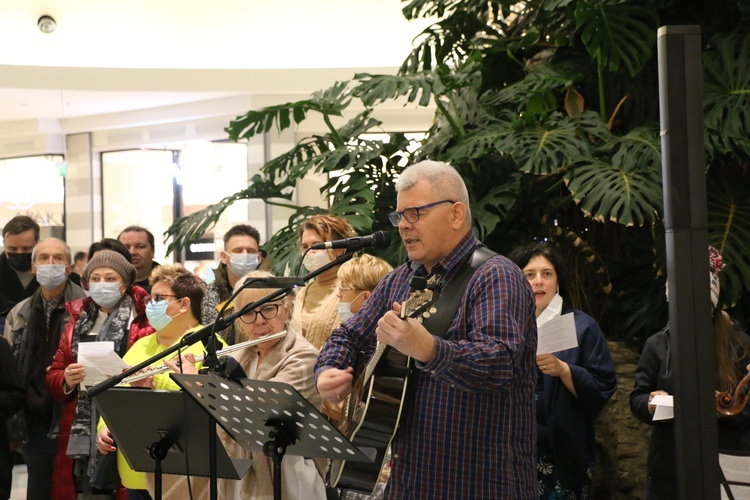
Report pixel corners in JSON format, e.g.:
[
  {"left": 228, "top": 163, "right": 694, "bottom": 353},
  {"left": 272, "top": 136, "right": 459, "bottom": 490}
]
[
  {"left": 238, "top": 304, "right": 282, "bottom": 324},
  {"left": 388, "top": 200, "right": 455, "bottom": 227},
  {"left": 338, "top": 285, "right": 355, "bottom": 293},
  {"left": 145, "top": 294, "right": 179, "bottom": 305}
]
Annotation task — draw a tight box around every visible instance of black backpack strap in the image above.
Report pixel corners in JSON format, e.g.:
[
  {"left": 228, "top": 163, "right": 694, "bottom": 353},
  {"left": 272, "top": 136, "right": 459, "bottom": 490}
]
[{"left": 421, "top": 246, "right": 497, "bottom": 339}]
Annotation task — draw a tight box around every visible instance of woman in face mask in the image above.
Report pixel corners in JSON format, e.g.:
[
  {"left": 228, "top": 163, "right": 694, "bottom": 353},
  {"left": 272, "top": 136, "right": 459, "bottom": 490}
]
[
  {"left": 45, "top": 250, "right": 155, "bottom": 500},
  {"left": 94, "top": 264, "right": 225, "bottom": 499},
  {"left": 336, "top": 254, "right": 394, "bottom": 323},
  {"left": 292, "top": 214, "right": 357, "bottom": 349}
]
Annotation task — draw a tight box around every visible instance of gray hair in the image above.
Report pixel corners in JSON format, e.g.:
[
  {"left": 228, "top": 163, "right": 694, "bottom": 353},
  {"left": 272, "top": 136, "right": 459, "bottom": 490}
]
[
  {"left": 396, "top": 161, "right": 471, "bottom": 220},
  {"left": 31, "top": 238, "right": 73, "bottom": 265}
]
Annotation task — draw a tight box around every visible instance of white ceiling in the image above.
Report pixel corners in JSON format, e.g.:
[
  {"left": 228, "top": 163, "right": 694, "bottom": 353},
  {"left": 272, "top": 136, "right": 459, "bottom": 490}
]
[{"left": 0, "top": 0, "right": 433, "bottom": 123}]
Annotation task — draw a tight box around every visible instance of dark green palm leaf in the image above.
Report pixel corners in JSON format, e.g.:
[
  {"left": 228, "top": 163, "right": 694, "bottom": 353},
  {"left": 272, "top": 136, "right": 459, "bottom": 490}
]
[
  {"left": 703, "top": 33, "right": 750, "bottom": 157},
  {"left": 164, "top": 174, "right": 294, "bottom": 255},
  {"left": 497, "top": 111, "right": 605, "bottom": 174},
  {"left": 610, "top": 125, "right": 661, "bottom": 174},
  {"left": 471, "top": 171, "right": 522, "bottom": 240},
  {"left": 708, "top": 171, "right": 750, "bottom": 307},
  {"left": 226, "top": 82, "right": 351, "bottom": 141},
  {"left": 564, "top": 160, "right": 662, "bottom": 226},
  {"left": 575, "top": 0, "right": 658, "bottom": 76}
]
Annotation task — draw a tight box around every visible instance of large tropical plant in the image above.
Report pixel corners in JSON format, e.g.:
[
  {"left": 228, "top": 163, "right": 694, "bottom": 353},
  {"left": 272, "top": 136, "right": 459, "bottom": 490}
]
[{"left": 166, "top": 0, "right": 750, "bottom": 345}]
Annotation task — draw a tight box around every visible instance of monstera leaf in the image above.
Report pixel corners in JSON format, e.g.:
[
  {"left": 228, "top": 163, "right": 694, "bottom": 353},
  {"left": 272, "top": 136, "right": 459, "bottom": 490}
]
[
  {"left": 575, "top": 0, "right": 658, "bottom": 76},
  {"left": 565, "top": 159, "right": 662, "bottom": 226},
  {"left": 703, "top": 33, "right": 750, "bottom": 157},
  {"left": 226, "top": 82, "right": 351, "bottom": 141},
  {"left": 497, "top": 111, "right": 606, "bottom": 174},
  {"left": 164, "top": 174, "right": 294, "bottom": 255},
  {"left": 708, "top": 171, "right": 750, "bottom": 307}
]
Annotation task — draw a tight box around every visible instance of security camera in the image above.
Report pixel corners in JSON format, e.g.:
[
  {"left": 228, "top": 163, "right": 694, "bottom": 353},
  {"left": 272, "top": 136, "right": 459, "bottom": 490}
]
[{"left": 38, "top": 15, "right": 56, "bottom": 34}]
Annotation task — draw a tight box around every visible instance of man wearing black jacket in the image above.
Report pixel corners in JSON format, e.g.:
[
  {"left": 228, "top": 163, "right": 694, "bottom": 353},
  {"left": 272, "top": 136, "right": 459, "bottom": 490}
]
[{"left": 0, "top": 216, "right": 40, "bottom": 333}]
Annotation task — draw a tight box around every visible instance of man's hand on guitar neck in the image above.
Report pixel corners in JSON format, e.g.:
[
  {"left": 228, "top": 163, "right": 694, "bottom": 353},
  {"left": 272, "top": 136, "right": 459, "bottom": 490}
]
[
  {"left": 377, "top": 302, "right": 436, "bottom": 364},
  {"left": 317, "top": 366, "right": 355, "bottom": 403}
]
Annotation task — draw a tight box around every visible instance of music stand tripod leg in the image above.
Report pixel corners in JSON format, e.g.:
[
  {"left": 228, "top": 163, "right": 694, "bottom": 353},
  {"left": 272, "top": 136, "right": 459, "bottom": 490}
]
[
  {"left": 262, "top": 421, "right": 297, "bottom": 500},
  {"left": 149, "top": 435, "right": 173, "bottom": 500}
]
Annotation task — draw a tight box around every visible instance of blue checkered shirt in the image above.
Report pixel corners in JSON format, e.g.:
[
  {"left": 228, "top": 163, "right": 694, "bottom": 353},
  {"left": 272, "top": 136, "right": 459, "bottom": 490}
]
[{"left": 316, "top": 232, "right": 538, "bottom": 499}]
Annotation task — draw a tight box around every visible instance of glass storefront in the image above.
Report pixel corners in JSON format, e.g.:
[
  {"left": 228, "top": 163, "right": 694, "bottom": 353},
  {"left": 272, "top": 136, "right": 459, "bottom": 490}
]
[
  {"left": 0, "top": 155, "right": 65, "bottom": 247},
  {"left": 101, "top": 141, "right": 252, "bottom": 279}
]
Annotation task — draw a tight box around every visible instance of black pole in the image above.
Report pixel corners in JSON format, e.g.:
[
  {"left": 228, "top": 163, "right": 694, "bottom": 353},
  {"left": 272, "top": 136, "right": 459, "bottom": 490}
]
[
  {"left": 209, "top": 415, "right": 218, "bottom": 500},
  {"left": 658, "top": 25, "right": 720, "bottom": 499}
]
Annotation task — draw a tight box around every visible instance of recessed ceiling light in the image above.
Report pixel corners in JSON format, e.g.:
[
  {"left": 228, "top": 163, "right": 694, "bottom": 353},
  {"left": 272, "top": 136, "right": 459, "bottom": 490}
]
[{"left": 38, "top": 15, "right": 56, "bottom": 34}]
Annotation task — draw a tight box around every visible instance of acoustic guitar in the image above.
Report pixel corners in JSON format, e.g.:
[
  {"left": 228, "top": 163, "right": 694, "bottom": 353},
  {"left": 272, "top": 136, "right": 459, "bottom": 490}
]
[{"left": 329, "top": 275, "right": 442, "bottom": 494}]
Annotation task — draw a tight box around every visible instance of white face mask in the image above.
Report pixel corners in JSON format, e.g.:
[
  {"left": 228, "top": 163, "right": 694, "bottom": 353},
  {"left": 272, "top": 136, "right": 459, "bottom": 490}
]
[
  {"left": 35, "top": 263, "right": 68, "bottom": 289},
  {"left": 226, "top": 252, "right": 259, "bottom": 278},
  {"left": 338, "top": 301, "right": 354, "bottom": 322},
  {"left": 303, "top": 250, "right": 332, "bottom": 273},
  {"left": 337, "top": 291, "right": 364, "bottom": 323},
  {"left": 89, "top": 282, "right": 124, "bottom": 309}
]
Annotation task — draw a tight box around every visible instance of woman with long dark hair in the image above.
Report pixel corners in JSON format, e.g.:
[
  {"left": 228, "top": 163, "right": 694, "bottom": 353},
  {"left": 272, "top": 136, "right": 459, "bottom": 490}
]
[{"left": 630, "top": 247, "right": 750, "bottom": 499}]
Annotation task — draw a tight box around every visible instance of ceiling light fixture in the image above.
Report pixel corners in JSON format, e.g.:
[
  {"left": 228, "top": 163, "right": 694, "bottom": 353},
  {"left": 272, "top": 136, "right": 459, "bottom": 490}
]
[{"left": 38, "top": 15, "right": 56, "bottom": 34}]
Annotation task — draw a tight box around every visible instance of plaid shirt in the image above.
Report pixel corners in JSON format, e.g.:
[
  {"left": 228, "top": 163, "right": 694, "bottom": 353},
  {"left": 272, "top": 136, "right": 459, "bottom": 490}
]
[{"left": 316, "top": 232, "right": 538, "bottom": 499}]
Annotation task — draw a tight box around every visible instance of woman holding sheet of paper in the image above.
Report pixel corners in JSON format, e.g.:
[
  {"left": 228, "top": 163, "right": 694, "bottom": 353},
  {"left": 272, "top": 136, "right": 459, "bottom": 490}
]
[
  {"left": 509, "top": 242, "right": 617, "bottom": 499},
  {"left": 45, "top": 250, "right": 154, "bottom": 500},
  {"left": 630, "top": 246, "right": 750, "bottom": 499}
]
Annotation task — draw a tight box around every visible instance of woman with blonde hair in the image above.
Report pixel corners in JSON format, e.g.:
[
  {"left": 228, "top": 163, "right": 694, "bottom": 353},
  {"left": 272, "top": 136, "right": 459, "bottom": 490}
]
[{"left": 293, "top": 214, "right": 356, "bottom": 349}]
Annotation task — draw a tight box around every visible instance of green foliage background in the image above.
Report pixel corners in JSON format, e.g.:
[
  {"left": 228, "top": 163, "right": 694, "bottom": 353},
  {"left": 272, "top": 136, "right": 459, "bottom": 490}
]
[{"left": 167, "top": 0, "right": 750, "bottom": 347}]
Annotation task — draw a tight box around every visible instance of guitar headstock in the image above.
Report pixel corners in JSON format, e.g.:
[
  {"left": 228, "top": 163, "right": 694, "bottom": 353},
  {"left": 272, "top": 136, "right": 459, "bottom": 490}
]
[{"left": 400, "top": 274, "right": 443, "bottom": 322}]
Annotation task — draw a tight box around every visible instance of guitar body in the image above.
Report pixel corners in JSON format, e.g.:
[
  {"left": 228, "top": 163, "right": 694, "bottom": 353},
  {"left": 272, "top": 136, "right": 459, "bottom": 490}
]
[
  {"left": 328, "top": 274, "right": 442, "bottom": 494},
  {"left": 329, "top": 347, "right": 410, "bottom": 494}
]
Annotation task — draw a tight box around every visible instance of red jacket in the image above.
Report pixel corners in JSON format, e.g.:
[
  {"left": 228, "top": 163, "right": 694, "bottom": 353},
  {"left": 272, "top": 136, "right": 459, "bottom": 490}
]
[{"left": 45, "top": 286, "right": 154, "bottom": 500}]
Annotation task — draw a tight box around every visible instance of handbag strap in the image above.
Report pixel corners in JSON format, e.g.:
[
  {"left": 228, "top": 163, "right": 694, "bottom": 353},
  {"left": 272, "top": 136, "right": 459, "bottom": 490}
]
[{"left": 421, "top": 246, "right": 497, "bottom": 339}]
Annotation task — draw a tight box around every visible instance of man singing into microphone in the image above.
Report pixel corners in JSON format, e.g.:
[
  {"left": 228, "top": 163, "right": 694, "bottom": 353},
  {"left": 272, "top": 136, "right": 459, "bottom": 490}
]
[{"left": 316, "top": 161, "right": 538, "bottom": 499}]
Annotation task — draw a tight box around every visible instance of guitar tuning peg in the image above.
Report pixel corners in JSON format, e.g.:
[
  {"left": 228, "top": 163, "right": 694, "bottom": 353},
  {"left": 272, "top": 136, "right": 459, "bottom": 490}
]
[
  {"left": 429, "top": 307, "right": 437, "bottom": 314},
  {"left": 422, "top": 312, "right": 431, "bottom": 319},
  {"left": 417, "top": 317, "right": 424, "bottom": 323}
]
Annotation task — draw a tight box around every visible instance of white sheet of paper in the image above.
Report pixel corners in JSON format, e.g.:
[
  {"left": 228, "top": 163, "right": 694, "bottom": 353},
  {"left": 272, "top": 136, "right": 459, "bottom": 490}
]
[
  {"left": 78, "top": 341, "right": 128, "bottom": 388},
  {"left": 651, "top": 394, "right": 674, "bottom": 421},
  {"left": 536, "top": 313, "right": 578, "bottom": 354}
]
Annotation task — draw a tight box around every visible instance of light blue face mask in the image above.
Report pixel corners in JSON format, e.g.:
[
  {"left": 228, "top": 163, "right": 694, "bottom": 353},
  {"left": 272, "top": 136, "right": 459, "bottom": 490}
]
[
  {"left": 89, "top": 282, "right": 124, "bottom": 309},
  {"left": 35, "top": 263, "right": 68, "bottom": 289},
  {"left": 227, "top": 252, "right": 259, "bottom": 278},
  {"left": 146, "top": 299, "right": 180, "bottom": 331}
]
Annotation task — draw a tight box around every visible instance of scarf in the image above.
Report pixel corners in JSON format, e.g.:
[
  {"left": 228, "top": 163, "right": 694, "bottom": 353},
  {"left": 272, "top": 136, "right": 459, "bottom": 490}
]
[
  {"left": 537, "top": 293, "right": 563, "bottom": 328},
  {"left": 67, "top": 293, "right": 134, "bottom": 479}
]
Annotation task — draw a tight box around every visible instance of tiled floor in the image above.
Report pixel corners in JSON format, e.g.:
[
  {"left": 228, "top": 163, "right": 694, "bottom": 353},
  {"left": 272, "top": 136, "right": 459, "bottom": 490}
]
[{"left": 10, "top": 464, "right": 27, "bottom": 500}]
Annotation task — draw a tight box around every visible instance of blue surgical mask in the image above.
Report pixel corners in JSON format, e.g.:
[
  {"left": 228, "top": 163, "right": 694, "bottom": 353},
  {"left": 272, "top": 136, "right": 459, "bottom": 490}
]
[
  {"left": 338, "top": 301, "right": 354, "bottom": 322},
  {"left": 89, "top": 282, "right": 124, "bottom": 309},
  {"left": 227, "top": 252, "right": 259, "bottom": 278},
  {"left": 146, "top": 299, "right": 179, "bottom": 331},
  {"left": 35, "top": 263, "right": 68, "bottom": 289}
]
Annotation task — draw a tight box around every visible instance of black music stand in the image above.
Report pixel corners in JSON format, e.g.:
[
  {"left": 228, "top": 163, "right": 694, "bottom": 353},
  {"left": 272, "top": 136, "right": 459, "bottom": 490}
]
[
  {"left": 93, "top": 388, "right": 252, "bottom": 499},
  {"left": 171, "top": 373, "right": 375, "bottom": 500}
]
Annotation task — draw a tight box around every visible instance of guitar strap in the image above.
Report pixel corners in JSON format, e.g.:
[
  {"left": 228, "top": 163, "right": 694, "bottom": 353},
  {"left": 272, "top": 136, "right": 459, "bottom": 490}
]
[{"left": 420, "top": 245, "right": 497, "bottom": 340}]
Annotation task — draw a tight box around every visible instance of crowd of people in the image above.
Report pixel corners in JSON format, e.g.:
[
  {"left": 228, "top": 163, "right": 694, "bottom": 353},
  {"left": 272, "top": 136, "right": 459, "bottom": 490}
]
[{"left": 0, "top": 160, "right": 748, "bottom": 500}]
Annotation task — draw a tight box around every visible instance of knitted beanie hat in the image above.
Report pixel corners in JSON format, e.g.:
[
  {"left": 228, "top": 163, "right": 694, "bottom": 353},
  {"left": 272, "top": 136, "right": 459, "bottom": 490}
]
[
  {"left": 708, "top": 245, "right": 724, "bottom": 309},
  {"left": 83, "top": 250, "right": 136, "bottom": 287}
]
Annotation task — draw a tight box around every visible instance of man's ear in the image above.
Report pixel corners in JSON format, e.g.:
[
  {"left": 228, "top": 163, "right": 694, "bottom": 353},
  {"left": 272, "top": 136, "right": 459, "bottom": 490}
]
[
  {"left": 219, "top": 251, "right": 230, "bottom": 265},
  {"left": 451, "top": 202, "right": 468, "bottom": 229}
]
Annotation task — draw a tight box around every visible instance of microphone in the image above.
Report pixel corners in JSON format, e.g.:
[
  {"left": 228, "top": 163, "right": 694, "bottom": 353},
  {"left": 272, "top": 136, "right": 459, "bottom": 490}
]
[
  {"left": 311, "top": 230, "right": 391, "bottom": 250},
  {"left": 241, "top": 277, "right": 306, "bottom": 288}
]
